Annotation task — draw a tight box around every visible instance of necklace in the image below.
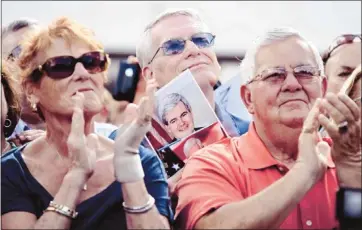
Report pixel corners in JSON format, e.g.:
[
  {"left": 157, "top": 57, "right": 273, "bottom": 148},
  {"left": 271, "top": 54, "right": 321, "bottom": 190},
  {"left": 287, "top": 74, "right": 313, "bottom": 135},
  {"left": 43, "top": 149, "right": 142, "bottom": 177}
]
[{"left": 47, "top": 140, "right": 87, "bottom": 191}]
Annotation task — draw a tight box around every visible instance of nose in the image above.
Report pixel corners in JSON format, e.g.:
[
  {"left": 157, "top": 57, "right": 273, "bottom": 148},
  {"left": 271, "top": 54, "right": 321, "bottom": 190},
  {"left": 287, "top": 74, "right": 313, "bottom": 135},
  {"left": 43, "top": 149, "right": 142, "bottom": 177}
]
[
  {"left": 281, "top": 72, "right": 302, "bottom": 92},
  {"left": 72, "top": 62, "right": 91, "bottom": 81},
  {"left": 183, "top": 40, "right": 200, "bottom": 58}
]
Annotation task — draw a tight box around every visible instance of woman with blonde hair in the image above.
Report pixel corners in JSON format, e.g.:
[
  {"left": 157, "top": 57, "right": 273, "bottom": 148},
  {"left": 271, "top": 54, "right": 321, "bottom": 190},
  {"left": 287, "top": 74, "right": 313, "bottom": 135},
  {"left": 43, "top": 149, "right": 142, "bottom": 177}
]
[{"left": 1, "top": 17, "right": 171, "bottom": 229}]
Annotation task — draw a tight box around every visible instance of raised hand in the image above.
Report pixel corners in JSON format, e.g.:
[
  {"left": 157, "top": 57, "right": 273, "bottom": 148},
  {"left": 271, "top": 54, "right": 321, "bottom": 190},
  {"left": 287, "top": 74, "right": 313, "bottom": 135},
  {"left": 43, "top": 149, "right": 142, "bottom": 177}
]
[
  {"left": 113, "top": 78, "right": 157, "bottom": 183},
  {"left": 318, "top": 93, "right": 361, "bottom": 161},
  {"left": 318, "top": 93, "right": 361, "bottom": 188},
  {"left": 66, "top": 92, "right": 98, "bottom": 179},
  {"left": 297, "top": 98, "right": 330, "bottom": 182}
]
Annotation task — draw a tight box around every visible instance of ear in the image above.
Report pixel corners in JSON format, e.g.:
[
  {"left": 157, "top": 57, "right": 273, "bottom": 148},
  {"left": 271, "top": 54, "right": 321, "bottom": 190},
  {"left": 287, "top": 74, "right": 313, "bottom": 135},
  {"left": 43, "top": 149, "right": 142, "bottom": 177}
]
[
  {"left": 240, "top": 85, "right": 255, "bottom": 115},
  {"left": 321, "top": 76, "right": 328, "bottom": 98},
  {"left": 142, "top": 66, "right": 153, "bottom": 81},
  {"left": 24, "top": 82, "right": 40, "bottom": 105}
]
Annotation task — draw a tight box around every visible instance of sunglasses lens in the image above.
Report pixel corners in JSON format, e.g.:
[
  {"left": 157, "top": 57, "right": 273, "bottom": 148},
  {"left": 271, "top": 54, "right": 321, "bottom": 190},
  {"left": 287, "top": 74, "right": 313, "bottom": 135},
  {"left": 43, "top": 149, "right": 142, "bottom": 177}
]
[
  {"left": 163, "top": 40, "right": 185, "bottom": 55},
  {"left": 192, "top": 33, "right": 215, "bottom": 48},
  {"left": 45, "top": 56, "right": 75, "bottom": 79},
  {"left": 80, "top": 52, "right": 107, "bottom": 73}
]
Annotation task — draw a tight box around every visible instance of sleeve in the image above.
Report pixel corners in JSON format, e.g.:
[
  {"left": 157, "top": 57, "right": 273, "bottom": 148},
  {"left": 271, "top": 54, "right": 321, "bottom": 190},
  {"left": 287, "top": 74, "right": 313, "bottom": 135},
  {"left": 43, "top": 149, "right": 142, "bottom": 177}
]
[
  {"left": 139, "top": 146, "right": 174, "bottom": 223},
  {"left": 174, "top": 148, "right": 244, "bottom": 229},
  {"left": 1, "top": 154, "right": 37, "bottom": 216}
]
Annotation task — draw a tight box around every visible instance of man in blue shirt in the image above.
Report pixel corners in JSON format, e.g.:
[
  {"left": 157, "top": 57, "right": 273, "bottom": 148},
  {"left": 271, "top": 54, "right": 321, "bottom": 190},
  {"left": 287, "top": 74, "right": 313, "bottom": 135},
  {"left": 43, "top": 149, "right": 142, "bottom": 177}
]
[{"left": 135, "top": 8, "right": 250, "bottom": 138}]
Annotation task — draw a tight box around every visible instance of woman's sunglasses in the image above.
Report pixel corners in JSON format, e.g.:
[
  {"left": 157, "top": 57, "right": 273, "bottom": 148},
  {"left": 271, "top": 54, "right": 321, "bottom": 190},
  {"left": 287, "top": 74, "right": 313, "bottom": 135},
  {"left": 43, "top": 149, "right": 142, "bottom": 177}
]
[
  {"left": 322, "top": 34, "right": 361, "bottom": 63},
  {"left": 148, "top": 32, "right": 216, "bottom": 64},
  {"left": 30, "top": 51, "right": 109, "bottom": 81}
]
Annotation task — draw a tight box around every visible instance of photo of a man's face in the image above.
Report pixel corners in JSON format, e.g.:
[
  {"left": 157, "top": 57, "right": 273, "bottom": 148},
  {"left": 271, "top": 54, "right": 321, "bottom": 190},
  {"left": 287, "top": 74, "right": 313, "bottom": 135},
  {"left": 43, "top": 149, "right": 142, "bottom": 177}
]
[{"left": 164, "top": 101, "right": 195, "bottom": 139}]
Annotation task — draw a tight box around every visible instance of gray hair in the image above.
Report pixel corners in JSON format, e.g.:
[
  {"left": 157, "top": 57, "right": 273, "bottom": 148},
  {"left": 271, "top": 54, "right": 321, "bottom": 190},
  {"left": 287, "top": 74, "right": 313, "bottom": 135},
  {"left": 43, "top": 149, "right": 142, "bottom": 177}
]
[
  {"left": 240, "top": 27, "right": 324, "bottom": 83},
  {"left": 136, "top": 8, "right": 209, "bottom": 68},
  {"left": 157, "top": 93, "right": 192, "bottom": 125},
  {"left": 2, "top": 18, "right": 39, "bottom": 38}
]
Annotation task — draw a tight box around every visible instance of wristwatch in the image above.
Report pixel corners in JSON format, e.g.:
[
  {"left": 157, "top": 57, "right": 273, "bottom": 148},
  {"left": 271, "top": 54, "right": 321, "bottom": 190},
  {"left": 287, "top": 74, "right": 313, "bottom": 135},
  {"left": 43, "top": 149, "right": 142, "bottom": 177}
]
[{"left": 336, "top": 187, "right": 362, "bottom": 229}]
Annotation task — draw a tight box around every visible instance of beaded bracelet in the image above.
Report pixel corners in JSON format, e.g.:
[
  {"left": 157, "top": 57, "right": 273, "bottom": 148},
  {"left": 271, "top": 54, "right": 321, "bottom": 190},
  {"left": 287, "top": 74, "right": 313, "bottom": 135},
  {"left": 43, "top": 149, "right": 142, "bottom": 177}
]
[
  {"left": 44, "top": 201, "right": 78, "bottom": 219},
  {"left": 122, "top": 195, "right": 155, "bottom": 214}
]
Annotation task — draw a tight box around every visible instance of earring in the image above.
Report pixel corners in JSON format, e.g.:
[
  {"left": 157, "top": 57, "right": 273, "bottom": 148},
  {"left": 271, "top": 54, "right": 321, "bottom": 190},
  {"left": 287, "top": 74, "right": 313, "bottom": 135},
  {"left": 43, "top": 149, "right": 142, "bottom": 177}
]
[
  {"left": 31, "top": 103, "right": 38, "bottom": 112},
  {"left": 4, "top": 119, "right": 12, "bottom": 128}
]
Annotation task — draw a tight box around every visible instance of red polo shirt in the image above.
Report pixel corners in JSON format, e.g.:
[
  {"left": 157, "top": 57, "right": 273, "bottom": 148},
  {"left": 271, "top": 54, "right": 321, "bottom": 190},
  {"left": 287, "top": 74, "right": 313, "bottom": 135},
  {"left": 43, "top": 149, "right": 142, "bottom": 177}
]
[{"left": 175, "top": 122, "right": 339, "bottom": 229}]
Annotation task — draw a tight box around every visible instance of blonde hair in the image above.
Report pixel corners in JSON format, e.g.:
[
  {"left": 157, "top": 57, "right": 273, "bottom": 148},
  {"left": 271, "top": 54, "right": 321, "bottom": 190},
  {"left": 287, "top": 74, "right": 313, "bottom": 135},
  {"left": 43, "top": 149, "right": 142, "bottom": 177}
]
[{"left": 18, "top": 16, "right": 109, "bottom": 87}]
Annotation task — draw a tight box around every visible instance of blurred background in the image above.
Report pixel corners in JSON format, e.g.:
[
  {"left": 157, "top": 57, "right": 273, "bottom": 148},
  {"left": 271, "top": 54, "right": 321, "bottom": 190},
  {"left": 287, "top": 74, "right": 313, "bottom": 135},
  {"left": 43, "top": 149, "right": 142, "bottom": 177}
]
[{"left": 2, "top": 1, "right": 361, "bottom": 83}]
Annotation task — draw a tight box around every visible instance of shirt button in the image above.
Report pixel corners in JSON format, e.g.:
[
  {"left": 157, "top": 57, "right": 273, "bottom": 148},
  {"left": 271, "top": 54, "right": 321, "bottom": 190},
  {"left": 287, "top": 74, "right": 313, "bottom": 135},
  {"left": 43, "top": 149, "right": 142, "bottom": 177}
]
[{"left": 306, "top": 220, "right": 312, "bottom": 226}]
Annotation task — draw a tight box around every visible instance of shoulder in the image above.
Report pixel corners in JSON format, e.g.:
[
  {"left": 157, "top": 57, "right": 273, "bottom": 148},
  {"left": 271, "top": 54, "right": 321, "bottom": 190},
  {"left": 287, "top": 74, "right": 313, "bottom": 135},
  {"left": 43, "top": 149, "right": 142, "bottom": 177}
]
[{"left": 1, "top": 146, "right": 24, "bottom": 168}]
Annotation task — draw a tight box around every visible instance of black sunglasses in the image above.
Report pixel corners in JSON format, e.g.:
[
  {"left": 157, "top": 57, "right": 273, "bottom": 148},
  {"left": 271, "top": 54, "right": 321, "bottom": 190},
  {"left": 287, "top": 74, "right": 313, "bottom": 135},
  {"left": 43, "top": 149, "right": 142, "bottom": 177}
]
[
  {"left": 30, "top": 51, "right": 109, "bottom": 81},
  {"left": 322, "top": 34, "right": 361, "bottom": 63},
  {"left": 148, "top": 32, "right": 216, "bottom": 64}
]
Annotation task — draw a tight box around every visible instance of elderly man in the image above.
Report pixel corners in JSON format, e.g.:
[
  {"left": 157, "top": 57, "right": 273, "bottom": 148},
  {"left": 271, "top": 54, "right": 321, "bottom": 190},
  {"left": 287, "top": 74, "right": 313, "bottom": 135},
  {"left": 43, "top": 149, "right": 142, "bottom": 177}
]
[
  {"left": 157, "top": 93, "right": 201, "bottom": 141},
  {"left": 323, "top": 34, "right": 361, "bottom": 94},
  {"left": 136, "top": 8, "right": 249, "bottom": 138},
  {"left": 174, "top": 27, "right": 361, "bottom": 229}
]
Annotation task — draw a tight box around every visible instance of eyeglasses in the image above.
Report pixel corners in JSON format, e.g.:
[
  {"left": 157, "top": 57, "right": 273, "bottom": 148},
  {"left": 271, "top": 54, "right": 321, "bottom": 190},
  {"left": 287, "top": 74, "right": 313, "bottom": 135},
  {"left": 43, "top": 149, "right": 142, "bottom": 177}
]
[
  {"left": 148, "top": 32, "right": 216, "bottom": 64},
  {"left": 7, "top": 45, "right": 22, "bottom": 60},
  {"left": 30, "top": 51, "right": 109, "bottom": 81},
  {"left": 322, "top": 34, "right": 361, "bottom": 63},
  {"left": 247, "top": 65, "right": 321, "bottom": 85}
]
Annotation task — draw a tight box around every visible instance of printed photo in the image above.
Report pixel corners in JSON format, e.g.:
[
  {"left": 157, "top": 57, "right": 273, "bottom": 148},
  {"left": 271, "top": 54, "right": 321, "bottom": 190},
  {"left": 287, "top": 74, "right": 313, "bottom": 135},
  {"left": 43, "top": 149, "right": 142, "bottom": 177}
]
[{"left": 145, "top": 70, "right": 228, "bottom": 177}]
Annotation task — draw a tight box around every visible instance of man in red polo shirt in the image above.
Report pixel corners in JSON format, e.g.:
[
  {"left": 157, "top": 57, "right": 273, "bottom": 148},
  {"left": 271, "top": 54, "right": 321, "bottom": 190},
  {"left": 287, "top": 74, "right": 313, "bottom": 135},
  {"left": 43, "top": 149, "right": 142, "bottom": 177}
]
[{"left": 174, "top": 27, "right": 361, "bottom": 229}]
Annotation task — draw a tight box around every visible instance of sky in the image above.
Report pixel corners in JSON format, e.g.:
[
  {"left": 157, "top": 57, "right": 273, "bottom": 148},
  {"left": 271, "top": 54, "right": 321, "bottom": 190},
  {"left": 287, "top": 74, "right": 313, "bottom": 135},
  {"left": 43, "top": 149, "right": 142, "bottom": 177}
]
[{"left": 2, "top": 1, "right": 361, "bottom": 55}]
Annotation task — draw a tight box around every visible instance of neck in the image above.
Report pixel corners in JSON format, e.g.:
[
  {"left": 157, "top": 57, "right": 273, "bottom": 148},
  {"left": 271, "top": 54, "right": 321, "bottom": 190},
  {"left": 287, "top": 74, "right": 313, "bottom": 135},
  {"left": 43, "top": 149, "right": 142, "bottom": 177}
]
[
  {"left": 200, "top": 84, "right": 215, "bottom": 110},
  {"left": 254, "top": 120, "right": 301, "bottom": 163},
  {"left": 45, "top": 113, "right": 95, "bottom": 159}
]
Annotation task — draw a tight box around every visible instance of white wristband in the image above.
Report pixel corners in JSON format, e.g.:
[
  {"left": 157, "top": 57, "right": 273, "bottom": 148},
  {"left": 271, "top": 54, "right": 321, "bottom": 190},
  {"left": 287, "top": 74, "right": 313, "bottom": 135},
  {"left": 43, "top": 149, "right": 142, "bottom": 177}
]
[{"left": 114, "top": 149, "right": 144, "bottom": 183}]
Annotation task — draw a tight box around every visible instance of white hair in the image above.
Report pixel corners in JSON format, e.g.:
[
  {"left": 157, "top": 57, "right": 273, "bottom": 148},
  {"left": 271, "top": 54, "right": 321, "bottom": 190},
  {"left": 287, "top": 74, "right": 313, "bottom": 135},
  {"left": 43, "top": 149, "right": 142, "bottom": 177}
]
[
  {"left": 2, "top": 18, "right": 39, "bottom": 38},
  {"left": 136, "top": 8, "right": 209, "bottom": 68},
  {"left": 240, "top": 27, "right": 324, "bottom": 84},
  {"left": 157, "top": 93, "right": 192, "bottom": 125}
]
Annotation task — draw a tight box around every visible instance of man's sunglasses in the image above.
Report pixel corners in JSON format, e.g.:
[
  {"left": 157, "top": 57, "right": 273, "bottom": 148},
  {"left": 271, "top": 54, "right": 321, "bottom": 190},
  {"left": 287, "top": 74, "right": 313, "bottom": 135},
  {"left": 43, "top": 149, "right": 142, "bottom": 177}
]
[
  {"left": 7, "top": 45, "right": 22, "bottom": 61},
  {"left": 322, "top": 34, "right": 361, "bottom": 63},
  {"left": 148, "top": 32, "right": 216, "bottom": 64},
  {"left": 30, "top": 51, "right": 109, "bottom": 81}
]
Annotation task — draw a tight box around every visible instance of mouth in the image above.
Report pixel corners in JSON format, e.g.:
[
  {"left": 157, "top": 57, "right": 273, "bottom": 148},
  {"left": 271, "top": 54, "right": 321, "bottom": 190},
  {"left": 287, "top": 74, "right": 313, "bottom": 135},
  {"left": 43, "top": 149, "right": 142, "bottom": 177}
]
[
  {"left": 72, "top": 88, "right": 94, "bottom": 96},
  {"left": 281, "top": 99, "right": 306, "bottom": 105},
  {"left": 179, "top": 124, "right": 189, "bottom": 131},
  {"left": 184, "top": 63, "right": 208, "bottom": 72}
]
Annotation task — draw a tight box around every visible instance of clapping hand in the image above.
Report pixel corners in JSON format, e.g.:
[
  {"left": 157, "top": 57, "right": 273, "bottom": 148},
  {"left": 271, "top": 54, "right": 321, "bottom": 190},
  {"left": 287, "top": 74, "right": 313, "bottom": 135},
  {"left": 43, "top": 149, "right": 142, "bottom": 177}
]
[{"left": 113, "top": 78, "right": 157, "bottom": 183}]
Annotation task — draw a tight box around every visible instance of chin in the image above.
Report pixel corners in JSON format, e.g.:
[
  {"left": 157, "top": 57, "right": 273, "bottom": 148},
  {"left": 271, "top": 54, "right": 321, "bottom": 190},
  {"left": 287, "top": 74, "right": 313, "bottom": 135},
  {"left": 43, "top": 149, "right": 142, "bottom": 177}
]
[
  {"left": 191, "top": 68, "right": 218, "bottom": 87},
  {"left": 280, "top": 113, "right": 307, "bottom": 129}
]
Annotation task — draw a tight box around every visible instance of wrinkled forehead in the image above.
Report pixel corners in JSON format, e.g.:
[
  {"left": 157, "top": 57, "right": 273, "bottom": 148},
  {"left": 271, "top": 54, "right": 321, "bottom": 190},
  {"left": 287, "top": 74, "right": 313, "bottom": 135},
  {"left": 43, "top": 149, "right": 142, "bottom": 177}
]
[
  {"left": 152, "top": 15, "right": 210, "bottom": 45},
  {"left": 255, "top": 37, "right": 318, "bottom": 74},
  {"left": 2, "top": 27, "right": 31, "bottom": 57},
  {"left": 327, "top": 42, "right": 361, "bottom": 67},
  {"left": 37, "top": 38, "right": 94, "bottom": 64}
]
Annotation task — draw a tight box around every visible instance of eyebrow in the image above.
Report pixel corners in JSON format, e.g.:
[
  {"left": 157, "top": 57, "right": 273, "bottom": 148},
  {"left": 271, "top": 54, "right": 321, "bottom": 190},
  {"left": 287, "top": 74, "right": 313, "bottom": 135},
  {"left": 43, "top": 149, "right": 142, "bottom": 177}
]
[
  {"left": 340, "top": 66, "right": 354, "bottom": 71},
  {"left": 169, "top": 118, "right": 177, "bottom": 124}
]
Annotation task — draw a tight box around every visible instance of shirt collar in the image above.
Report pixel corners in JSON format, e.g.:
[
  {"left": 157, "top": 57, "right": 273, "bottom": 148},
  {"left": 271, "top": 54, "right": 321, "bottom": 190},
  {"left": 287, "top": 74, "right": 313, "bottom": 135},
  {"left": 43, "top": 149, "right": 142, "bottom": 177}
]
[{"left": 236, "top": 122, "right": 335, "bottom": 170}]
